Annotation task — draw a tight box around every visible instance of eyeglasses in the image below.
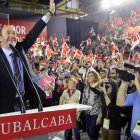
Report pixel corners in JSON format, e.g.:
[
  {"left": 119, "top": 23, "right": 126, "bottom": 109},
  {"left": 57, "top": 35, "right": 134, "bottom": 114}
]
[{"left": 109, "top": 73, "right": 116, "bottom": 75}]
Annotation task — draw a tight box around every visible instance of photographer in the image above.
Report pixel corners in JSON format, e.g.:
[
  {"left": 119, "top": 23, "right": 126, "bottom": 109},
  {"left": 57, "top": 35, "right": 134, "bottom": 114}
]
[
  {"left": 117, "top": 73, "right": 140, "bottom": 140},
  {"left": 99, "top": 79, "right": 121, "bottom": 140}
]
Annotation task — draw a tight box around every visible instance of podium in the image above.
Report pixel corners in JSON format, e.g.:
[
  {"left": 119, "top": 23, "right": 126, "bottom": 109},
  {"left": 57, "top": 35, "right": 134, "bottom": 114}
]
[{"left": 0, "top": 104, "right": 91, "bottom": 140}]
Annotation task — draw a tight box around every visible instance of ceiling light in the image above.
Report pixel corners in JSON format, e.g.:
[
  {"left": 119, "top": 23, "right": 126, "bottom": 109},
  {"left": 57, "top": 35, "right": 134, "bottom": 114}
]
[{"left": 102, "top": 0, "right": 111, "bottom": 9}]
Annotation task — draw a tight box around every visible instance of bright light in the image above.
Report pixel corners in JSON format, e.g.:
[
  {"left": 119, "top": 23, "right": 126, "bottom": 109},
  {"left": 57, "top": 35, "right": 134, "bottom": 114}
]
[
  {"left": 102, "top": 0, "right": 111, "bottom": 9},
  {"left": 85, "top": 14, "right": 88, "bottom": 16},
  {"left": 111, "top": 0, "right": 122, "bottom": 5}
]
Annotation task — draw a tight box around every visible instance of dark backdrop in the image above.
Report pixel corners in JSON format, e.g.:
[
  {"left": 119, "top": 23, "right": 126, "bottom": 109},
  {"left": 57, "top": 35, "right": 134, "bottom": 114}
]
[{"left": 66, "top": 18, "right": 98, "bottom": 48}]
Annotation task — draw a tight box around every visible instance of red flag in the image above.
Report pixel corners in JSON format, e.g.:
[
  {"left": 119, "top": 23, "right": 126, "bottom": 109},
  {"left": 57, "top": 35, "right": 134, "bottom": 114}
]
[
  {"left": 75, "top": 50, "right": 83, "bottom": 59},
  {"left": 112, "top": 18, "right": 117, "bottom": 24},
  {"left": 101, "top": 37, "right": 106, "bottom": 46},
  {"left": 64, "top": 36, "right": 70, "bottom": 42},
  {"left": 54, "top": 46, "right": 59, "bottom": 54},
  {"left": 54, "top": 35, "right": 57, "bottom": 40},
  {"left": 40, "top": 61, "right": 51, "bottom": 67},
  {"left": 61, "top": 34, "right": 64, "bottom": 42},
  {"left": 111, "top": 42, "right": 118, "bottom": 53},
  {"left": 131, "top": 33, "right": 140, "bottom": 50},
  {"left": 133, "top": 26, "right": 140, "bottom": 33},
  {"left": 44, "top": 45, "right": 52, "bottom": 60},
  {"left": 94, "top": 49, "right": 98, "bottom": 56},
  {"left": 105, "top": 21, "right": 109, "bottom": 26},
  {"left": 71, "top": 52, "right": 75, "bottom": 57},
  {"left": 80, "top": 46, "right": 85, "bottom": 51},
  {"left": 120, "top": 47, "right": 124, "bottom": 54},
  {"left": 61, "top": 47, "right": 70, "bottom": 57},
  {"left": 53, "top": 61, "right": 57, "bottom": 70},
  {"left": 88, "top": 51, "right": 93, "bottom": 56},
  {"left": 47, "top": 36, "right": 53, "bottom": 42},
  {"left": 59, "top": 59, "right": 66, "bottom": 63},
  {"left": 61, "top": 42, "right": 68, "bottom": 48},
  {"left": 86, "top": 38, "right": 91, "bottom": 45},
  {"left": 133, "top": 52, "right": 139, "bottom": 60},
  {"left": 117, "top": 17, "right": 122, "bottom": 25},
  {"left": 86, "top": 57, "right": 93, "bottom": 63}
]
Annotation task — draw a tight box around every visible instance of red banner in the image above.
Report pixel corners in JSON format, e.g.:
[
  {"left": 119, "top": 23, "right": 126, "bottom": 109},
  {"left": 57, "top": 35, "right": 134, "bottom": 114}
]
[
  {"left": 0, "top": 19, "right": 47, "bottom": 44},
  {"left": 0, "top": 109, "right": 76, "bottom": 140}
]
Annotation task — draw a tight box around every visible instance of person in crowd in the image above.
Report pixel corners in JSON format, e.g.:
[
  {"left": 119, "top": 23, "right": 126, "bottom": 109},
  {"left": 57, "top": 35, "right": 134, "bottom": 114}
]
[
  {"left": 52, "top": 72, "right": 62, "bottom": 106},
  {"left": 109, "top": 68, "right": 121, "bottom": 86},
  {"left": 48, "top": 61, "right": 55, "bottom": 75},
  {"left": 0, "top": 0, "right": 54, "bottom": 113},
  {"left": 60, "top": 78, "right": 81, "bottom": 140},
  {"left": 94, "top": 59, "right": 103, "bottom": 73},
  {"left": 77, "top": 71, "right": 102, "bottom": 140},
  {"left": 36, "top": 70, "right": 44, "bottom": 80},
  {"left": 40, "top": 68, "right": 55, "bottom": 107},
  {"left": 63, "top": 63, "right": 71, "bottom": 76},
  {"left": 70, "top": 63, "right": 79, "bottom": 75},
  {"left": 57, "top": 75, "right": 69, "bottom": 95},
  {"left": 100, "top": 69, "right": 108, "bottom": 79},
  {"left": 99, "top": 78, "right": 121, "bottom": 140},
  {"left": 117, "top": 72, "right": 140, "bottom": 140},
  {"left": 56, "top": 63, "right": 63, "bottom": 73},
  {"left": 79, "top": 61, "right": 95, "bottom": 83},
  {"left": 59, "top": 72, "right": 65, "bottom": 83}
]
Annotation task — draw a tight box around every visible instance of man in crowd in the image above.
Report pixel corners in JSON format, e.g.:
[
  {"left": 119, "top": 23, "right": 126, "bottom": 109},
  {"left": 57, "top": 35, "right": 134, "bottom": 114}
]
[
  {"left": 117, "top": 73, "right": 140, "bottom": 140},
  {"left": 100, "top": 68, "right": 108, "bottom": 79},
  {"left": 36, "top": 71, "right": 44, "bottom": 80},
  {"left": 0, "top": 0, "right": 55, "bottom": 113}
]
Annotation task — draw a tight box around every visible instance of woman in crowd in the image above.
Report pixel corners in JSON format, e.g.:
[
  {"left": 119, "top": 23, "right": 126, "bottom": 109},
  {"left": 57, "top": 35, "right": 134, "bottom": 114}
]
[
  {"left": 70, "top": 63, "right": 79, "bottom": 75},
  {"left": 77, "top": 71, "right": 102, "bottom": 140},
  {"left": 99, "top": 78, "right": 121, "bottom": 140},
  {"left": 60, "top": 78, "right": 81, "bottom": 140}
]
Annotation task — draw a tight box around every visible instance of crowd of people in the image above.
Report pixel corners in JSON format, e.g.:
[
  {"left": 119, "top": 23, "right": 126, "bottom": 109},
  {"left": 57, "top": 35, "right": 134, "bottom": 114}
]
[{"left": 0, "top": 0, "right": 140, "bottom": 139}]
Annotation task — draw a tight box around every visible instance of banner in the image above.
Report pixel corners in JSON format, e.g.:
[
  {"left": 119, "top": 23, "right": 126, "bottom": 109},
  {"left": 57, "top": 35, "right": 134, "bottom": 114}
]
[
  {"left": 0, "top": 109, "right": 76, "bottom": 140},
  {"left": 0, "top": 19, "right": 47, "bottom": 44}
]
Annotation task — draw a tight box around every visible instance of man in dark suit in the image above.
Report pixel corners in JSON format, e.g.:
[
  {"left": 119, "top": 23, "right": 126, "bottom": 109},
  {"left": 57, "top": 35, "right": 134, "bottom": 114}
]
[{"left": 0, "top": 0, "right": 55, "bottom": 114}]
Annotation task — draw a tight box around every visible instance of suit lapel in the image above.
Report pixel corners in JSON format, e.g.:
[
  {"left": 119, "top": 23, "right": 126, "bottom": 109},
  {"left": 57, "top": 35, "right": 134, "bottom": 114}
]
[{"left": 0, "top": 47, "right": 13, "bottom": 77}]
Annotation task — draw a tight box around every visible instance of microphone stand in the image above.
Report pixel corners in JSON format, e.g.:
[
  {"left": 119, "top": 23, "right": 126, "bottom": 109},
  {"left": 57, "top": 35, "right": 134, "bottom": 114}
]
[
  {"left": 10, "top": 45, "right": 43, "bottom": 112},
  {"left": 0, "top": 53, "right": 26, "bottom": 114}
]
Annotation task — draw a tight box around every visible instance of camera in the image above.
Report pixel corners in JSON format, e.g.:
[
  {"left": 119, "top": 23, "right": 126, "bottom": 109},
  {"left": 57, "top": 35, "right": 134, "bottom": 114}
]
[
  {"left": 116, "top": 63, "right": 140, "bottom": 81},
  {"left": 100, "top": 82, "right": 110, "bottom": 89}
]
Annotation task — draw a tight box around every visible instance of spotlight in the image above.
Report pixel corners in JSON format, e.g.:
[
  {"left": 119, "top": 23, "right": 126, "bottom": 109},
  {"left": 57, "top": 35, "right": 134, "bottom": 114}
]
[
  {"left": 102, "top": 0, "right": 111, "bottom": 9},
  {"left": 75, "top": 17, "right": 79, "bottom": 20},
  {"left": 111, "top": 0, "right": 122, "bottom": 5}
]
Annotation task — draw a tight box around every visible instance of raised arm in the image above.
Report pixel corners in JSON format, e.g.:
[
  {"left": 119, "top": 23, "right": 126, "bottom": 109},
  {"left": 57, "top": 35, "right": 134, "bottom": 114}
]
[
  {"left": 116, "top": 80, "right": 129, "bottom": 107},
  {"left": 20, "top": 0, "right": 55, "bottom": 53}
]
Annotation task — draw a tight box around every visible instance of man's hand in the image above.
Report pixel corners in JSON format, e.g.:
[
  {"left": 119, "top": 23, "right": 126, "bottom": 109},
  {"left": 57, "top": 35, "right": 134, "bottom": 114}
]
[{"left": 50, "top": 0, "right": 55, "bottom": 14}]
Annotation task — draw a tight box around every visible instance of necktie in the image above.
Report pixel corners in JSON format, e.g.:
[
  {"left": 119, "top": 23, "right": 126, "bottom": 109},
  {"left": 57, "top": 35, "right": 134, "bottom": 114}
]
[{"left": 10, "top": 53, "right": 24, "bottom": 96}]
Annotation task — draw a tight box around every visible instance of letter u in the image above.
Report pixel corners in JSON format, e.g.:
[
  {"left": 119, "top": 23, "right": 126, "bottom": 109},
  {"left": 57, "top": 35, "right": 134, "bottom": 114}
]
[{"left": 1, "top": 123, "right": 11, "bottom": 134}]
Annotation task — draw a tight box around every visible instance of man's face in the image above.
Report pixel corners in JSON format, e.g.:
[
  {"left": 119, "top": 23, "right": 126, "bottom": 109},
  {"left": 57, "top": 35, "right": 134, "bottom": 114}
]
[
  {"left": 42, "top": 71, "right": 48, "bottom": 78},
  {"left": 109, "top": 69, "right": 117, "bottom": 80},
  {"left": 97, "top": 60, "right": 102, "bottom": 67},
  {"left": 60, "top": 73, "right": 65, "bottom": 79},
  {"left": 85, "top": 62, "right": 91, "bottom": 68},
  {"left": 100, "top": 72, "right": 107, "bottom": 79},
  {"left": 0, "top": 26, "right": 17, "bottom": 49},
  {"left": 52, "top": 74, "right": 57, "bottom": 79}
]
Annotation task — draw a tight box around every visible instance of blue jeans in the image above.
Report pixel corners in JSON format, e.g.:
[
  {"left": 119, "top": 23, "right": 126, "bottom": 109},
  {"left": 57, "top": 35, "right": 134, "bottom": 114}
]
[{"left": 64, "top": 120, "right": 80, "bottom": 140}]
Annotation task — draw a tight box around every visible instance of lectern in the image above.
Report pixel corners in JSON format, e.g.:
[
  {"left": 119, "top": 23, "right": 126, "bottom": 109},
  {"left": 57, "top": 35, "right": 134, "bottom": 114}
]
[{"left": 0, "top": 104, "right": 91, "bottom": 140}]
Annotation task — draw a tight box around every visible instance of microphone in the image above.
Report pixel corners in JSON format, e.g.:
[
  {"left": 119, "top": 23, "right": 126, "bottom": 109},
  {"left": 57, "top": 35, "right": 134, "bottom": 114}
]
[
  {"left": 124, "top": 63, "right": 136, "bottom": 70},
  {"left": 9, "top": 44, "right": 43, "bottom": 112},
  {"left": 0, "top": 48, "right": 26, "bottom": 114}
]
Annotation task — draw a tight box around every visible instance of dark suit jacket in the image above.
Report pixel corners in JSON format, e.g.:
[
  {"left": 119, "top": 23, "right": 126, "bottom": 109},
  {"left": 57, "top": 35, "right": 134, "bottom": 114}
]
[{"left": 0, "top": 18, "right": 46, "bottom": 114}]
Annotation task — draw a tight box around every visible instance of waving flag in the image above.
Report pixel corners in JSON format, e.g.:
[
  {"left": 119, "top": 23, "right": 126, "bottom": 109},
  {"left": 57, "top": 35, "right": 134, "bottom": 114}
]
[
  {"left": 53, "top": 61, "right": 58, "bottom": 70},
  {"left": 44, "top": 45, "right": 52, "bottom": 60},
  {"left": 105, "top": 20, "right": 109, "bottom": 26},
  {"left": 101, "top": 37, "right": 106, "bottom": 46},
  {"left": 40, "top": 61, "right": 51, "bottom": 67},
  {"left": 111, "top": 42, "right": 118, "bottom": 53},
  {"left": 61, "top": 46, "right": 70, "bottom": 57},
  {"left": 75, "top": 50, "right": 83, "bottom": 59},
  {"left": 131, "top": 33, "right": 140, "bottom": 50},
  {"left": 86, "top": 38, "right": 91, "bottom": 45},
  {"left": 64, "top": 36, "right": 70, "bottom": 42},
  {"left": 94, "top": 49, "right": 98, "bottom": 56},
  {"left": 133, "top": 52, "right": 139, "bottom": 60},
  {"left": 120, "top": 47, "right": 124, "bottom": 54}
]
